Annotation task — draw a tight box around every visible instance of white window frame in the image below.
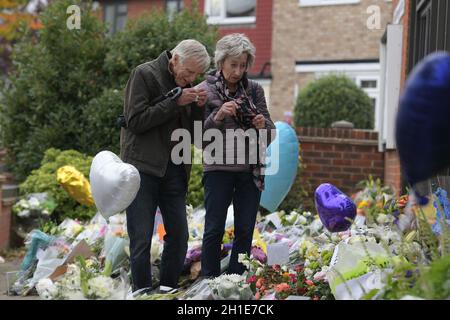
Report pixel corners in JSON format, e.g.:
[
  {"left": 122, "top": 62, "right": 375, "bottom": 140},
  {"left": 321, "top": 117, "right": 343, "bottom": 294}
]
[
  {"left": 205, "top": 0, "right": 256, "bottom": 25},
  {"left": 299, "top": 0, "right": 360, "bottom": 7}
]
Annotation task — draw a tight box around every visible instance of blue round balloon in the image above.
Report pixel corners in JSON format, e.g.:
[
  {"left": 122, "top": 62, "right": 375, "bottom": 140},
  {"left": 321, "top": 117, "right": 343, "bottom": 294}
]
[
  {"left": 396, "top": 52, "right": 450, "bottom": 189},
  {"left": 260, "top": 121, "right": 299, "bottom": 212},
  {"left": 315, "top": 183, "right": 356, "bottom": 232}
]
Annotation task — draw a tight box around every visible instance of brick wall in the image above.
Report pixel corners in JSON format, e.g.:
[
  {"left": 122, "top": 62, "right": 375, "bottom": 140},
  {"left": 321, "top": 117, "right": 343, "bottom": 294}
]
[
  {"left": 271, "top": 0, "right": 393, "bottom": 121},
  {"left": 296, "top": 127, "right": 384, "bottom": 196}
]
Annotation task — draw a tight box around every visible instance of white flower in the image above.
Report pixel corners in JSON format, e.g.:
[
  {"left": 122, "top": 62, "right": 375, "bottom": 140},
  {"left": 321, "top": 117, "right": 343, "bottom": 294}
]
[
  {"left": 18, "top": 209, "right": 30, "bottom": 218},
  {"left": 88, "top": 276, "right": 116, "bottom": 299},
  {"left": 303, "top": 211, "right": 312, "bottom": 217},
  {"left": 36, "top": 278, "right": 58, "bottom": 300},
  {"left": 298, "top": 215, "right": 307, "bottom": 225},
  {"left": 304, "top": 268, "right": 314, "bottom": 277},
  {"left": 42, "top": 210, "right": 50, "bottom": 216},
  {"left": 376, "top": 214, "right": 389, "bottom": 225},
  {"left": 20, "top": 201, "right": 29, "bottom": 209},
  {"left": 28, "top": 197, "right": 40, "bottom": 209},
  {"left": 237, "top": 253, "right": 247, "bottom": 264},
  {"left": 255, "top": 267, "right": 264, "bottom": 276}
]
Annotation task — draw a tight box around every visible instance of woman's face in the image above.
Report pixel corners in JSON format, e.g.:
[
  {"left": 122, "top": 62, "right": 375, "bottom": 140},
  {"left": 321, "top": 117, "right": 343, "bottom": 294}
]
[{"left": 221, "top": 53, "right": 248, "bottom": 86}]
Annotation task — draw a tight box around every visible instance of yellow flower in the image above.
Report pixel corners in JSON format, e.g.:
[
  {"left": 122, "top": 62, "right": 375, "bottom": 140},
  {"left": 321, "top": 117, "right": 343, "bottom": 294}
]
[{"left": 358, "top": 200, "right": 369, "bottom": 209}]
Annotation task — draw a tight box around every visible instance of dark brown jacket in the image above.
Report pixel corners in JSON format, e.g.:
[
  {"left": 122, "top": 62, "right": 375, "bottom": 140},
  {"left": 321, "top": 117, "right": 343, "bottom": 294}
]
[{"left": 120, "top": 51, "right": 203, "bottom": 180}]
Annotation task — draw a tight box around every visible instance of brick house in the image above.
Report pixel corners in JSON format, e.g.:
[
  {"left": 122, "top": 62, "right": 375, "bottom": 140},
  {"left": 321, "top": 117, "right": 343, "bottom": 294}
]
[
  {"left": 95, "top": 0, "right": 273, "bottom": 107},
  {"left": 379, "top": 0, "right": 450, "bottom": 193},
  {"left": 271, "top": 0, "right": 393, "bottom": 123}
]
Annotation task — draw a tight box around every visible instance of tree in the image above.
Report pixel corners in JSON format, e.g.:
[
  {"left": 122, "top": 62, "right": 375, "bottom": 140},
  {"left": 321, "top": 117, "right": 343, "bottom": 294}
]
[
  {"left": 1, "top": 0, "right": 218, "bottom": 181},
  {"left": 0, "top": 0, "right": 44, "bottom": 75},
  {"left": 294, "top": 75, "right": 374, "bottom": 129}
]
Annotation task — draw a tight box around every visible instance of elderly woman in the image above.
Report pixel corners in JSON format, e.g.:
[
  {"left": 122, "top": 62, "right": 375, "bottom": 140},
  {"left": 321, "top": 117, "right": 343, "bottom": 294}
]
[{"left": 200, "top": 33, "right": 275, "bottom": 277}]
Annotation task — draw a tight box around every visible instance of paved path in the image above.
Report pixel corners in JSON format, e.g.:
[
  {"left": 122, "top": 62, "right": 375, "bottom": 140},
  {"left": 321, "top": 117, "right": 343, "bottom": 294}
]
[{"left": 0, "top": 257, "right": 40, "bottom": 300}]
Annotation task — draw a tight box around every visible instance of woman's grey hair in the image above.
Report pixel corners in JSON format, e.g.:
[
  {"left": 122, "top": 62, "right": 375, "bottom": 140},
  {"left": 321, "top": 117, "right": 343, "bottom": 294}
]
[
  {"left": 171, "top": 39, "right": 211, "bottom": 72},
  {"left": 214, "top": 33, "right": 256, "bottom": 70}
]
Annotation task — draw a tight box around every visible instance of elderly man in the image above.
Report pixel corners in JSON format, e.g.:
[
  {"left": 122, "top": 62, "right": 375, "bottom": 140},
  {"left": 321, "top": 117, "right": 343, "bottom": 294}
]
[{"left": 120, "top": 39, "right": 210, "bottom": 293}]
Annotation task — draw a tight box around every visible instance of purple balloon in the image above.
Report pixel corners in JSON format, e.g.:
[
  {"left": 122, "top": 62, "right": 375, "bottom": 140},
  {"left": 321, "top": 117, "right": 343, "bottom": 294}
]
[{"left": 315, "top": 183, "right": 356, "bottom": 232}]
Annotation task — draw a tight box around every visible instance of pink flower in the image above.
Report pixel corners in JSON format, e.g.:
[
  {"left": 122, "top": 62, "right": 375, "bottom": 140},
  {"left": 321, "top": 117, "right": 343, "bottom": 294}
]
[
  {"left": 274, "top": 283, "right": 291, "bottom": 293},
  {"left": 305, "top": 279, "right": 315, "bottom": 286},
  {"left": 313, "top": 271, "right": 326, "bottom": 281},
  {"left": 289, "top": 274, "right": 297, "bottom": 283},
  {"left": 247, "top": 275, "right": 257, "bottom": 284}
]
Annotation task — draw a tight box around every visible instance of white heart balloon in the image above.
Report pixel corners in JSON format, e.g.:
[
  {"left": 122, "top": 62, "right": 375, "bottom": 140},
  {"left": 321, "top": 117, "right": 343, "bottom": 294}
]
[{"left": 90, "top": 151, "right": 140, "bottom": 219}]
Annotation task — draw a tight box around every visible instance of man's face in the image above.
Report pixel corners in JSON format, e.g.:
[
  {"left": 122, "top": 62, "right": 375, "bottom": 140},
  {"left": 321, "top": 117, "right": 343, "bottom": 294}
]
[{"left": 171, "top": 54, "right": 204, "bottom": 87}]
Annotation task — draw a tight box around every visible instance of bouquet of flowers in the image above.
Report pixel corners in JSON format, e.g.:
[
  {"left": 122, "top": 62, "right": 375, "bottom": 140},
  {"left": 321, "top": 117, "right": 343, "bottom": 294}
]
[
  {"left": 208, "top": 274, "right": 254, "bottom": 300},
  {"left": 36, "top": 256, "right": 127, "bottom": 300},
  {"left": 239, "top": 254, "right": 330, "bottom": 300},
  {"left": 13, "top": 193, "right": 57, "bottom": 218}
]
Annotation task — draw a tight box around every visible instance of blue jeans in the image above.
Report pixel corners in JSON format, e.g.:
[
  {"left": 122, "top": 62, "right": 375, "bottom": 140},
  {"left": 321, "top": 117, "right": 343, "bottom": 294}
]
[
  {"left": 201, "top": 171, "right": 261, "bottom": 277},
  {"left": 126, "top": 161, "right": 188, "bottom": 291}
]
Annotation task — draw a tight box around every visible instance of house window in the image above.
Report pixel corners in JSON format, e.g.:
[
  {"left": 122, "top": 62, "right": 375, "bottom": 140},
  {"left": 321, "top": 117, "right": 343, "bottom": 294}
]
[
  {"left": 104, "top": 1, "right": 127, "bottom": 36},
  {"left": 166, "top": 0, "right": 184, "bottom": 20},
  {"left": 299, "top": 0, "right": 360, "bottom": 7},
  {"left": 205, "top": 0, "right": 256, "bottom": 25}
]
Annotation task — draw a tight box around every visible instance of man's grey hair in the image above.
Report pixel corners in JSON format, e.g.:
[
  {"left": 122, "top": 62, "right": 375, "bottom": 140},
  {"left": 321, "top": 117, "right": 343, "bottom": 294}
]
[
  {"left": 171, "top": 39, "right": 211, "bottom": 72},
  {"left": 214, "top": 33, "right": 256, "bottom": 70}
]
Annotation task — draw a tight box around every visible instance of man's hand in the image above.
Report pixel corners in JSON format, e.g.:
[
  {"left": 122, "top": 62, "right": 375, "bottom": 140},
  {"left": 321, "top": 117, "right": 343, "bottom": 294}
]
[
  {"left": 176, "top": 88, "right": 202, "bottom": 106},
  {"left": 194, "top": 88, "right": 208, "bottom": 107},
  {"left": 252, "top": 114, "right": 266, "bottom": 129},
  {"left": 214, "top": 101, "right": 237, "bottom": 121}
]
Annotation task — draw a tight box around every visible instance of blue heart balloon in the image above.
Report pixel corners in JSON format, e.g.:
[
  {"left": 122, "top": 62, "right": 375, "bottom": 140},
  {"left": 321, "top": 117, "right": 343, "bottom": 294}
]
[
  {"left": 315, "top": 183, "right": 356, "bottom": 232},
  {"left": 260, "top": 121, "right": 299, "bottom": 212}
]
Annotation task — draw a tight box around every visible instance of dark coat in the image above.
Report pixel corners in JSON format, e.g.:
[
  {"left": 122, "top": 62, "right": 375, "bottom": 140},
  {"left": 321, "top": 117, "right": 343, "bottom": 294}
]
[
  {"left": 120, "top": 51, "right": 203, "bottom": 180},
  {"left": 201, "top": 70, "right": 276, "bottom": 173}
]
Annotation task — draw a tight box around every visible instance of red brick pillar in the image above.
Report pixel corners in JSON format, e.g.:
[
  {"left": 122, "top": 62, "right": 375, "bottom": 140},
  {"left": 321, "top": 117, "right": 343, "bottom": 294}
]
[
  {"left": 384, "top": 149, "right": 402, "bottom": 195},
  {"left": 0, "top": 174, "right": 10, "bottom": 250}
]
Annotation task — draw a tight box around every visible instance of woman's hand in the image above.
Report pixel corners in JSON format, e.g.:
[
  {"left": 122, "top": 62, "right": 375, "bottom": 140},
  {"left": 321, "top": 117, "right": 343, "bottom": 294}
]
[
  {"left": 252, "top": 114, "right": 266, "bottom": 129},
  {"left": 215, "top": 101, "right": 237, "bottom": 121}
]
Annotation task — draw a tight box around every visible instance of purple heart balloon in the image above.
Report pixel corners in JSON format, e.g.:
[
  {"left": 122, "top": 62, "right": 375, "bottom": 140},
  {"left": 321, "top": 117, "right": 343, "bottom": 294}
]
[{"left": 315, "top": 183, "right": 356, "bottom": 232}]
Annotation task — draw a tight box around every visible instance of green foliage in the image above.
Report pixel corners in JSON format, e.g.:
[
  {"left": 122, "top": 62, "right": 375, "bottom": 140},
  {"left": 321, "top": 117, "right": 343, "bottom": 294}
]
[
  {"left": 19, "top": 148, "right": 96, "bottom": 222},
  {"left": 1, "top": 0, "right": 218, "bottom": 181},
  {"left": 80, "top": 88, "right": 124, "bottom": 156},
  {"left": 411, "top": 253, "right": 450, "bottom": 299},
  {"left": 104, "top": 1, "right": 218, "bottom": 88},
  {"left": 381, "top": 253, "right": 450, "bottom": 300},
  {"left": 0, "top": 0, "right": 107, "bottom": 181},
  {"left": 294, "top": 75, "right": 374, "bottom": 129}
]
